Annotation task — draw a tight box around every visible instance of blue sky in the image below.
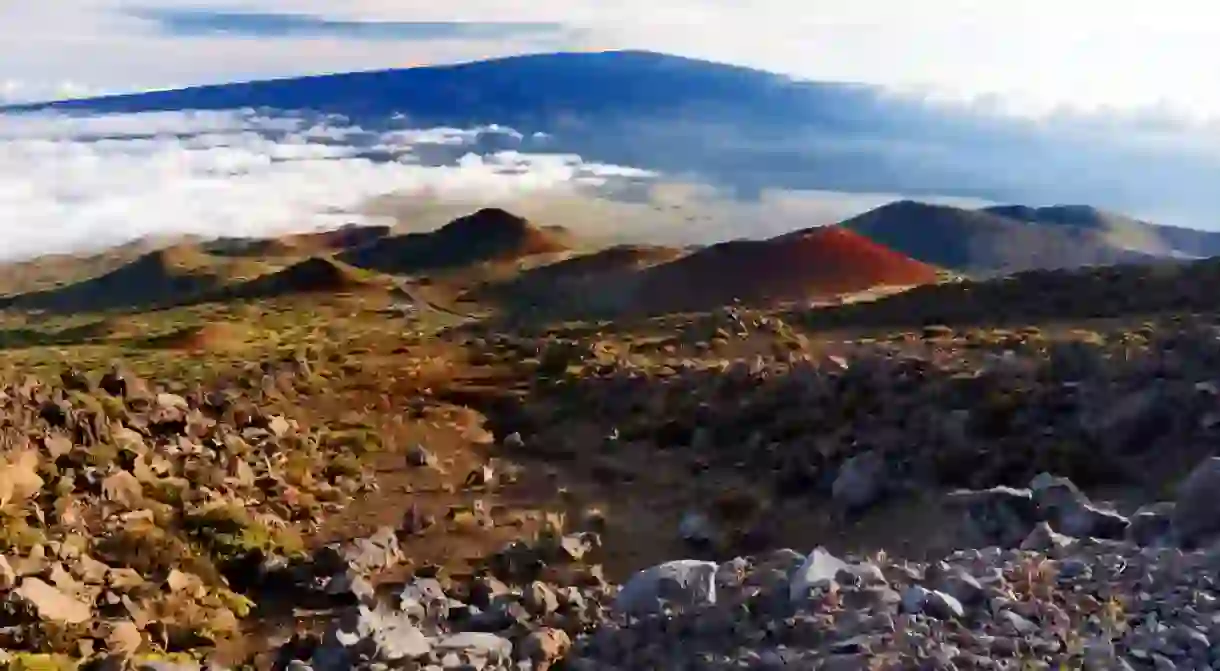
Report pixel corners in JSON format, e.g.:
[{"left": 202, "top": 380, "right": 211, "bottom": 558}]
[
  {"left": 128, "top": 9, "right": 565, "bottom": 41},
  {"left": 3, "top": 1, "right": 1219, "bottom": 121}
]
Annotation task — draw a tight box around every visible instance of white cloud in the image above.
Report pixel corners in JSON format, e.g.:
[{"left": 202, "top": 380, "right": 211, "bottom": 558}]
[
  {"left": 0, "top": 108, "right": 658, "bottom": 260},
  {"left": 3, "top": 1, "right": 1220, "bottom": 120}
]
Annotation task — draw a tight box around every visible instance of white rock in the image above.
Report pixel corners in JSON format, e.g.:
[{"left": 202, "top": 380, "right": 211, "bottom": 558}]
[
  {"left": 789, "top": 547, "right": 848, "bottom": 602},
  {"left": 433, "top": 632, "right": 512, "bottom": 660},
  {"left": 322, "top": 605, "right": 432, "bottom": 664},
  {"left": 342, "top": 527, "right": 402, "bottom": 574},
  {"left": 15, "top": 577, "right": 91, "bottom": 624}
]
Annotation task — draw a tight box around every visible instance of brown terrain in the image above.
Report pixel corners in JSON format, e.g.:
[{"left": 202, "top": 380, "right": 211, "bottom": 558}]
[
  {"left": 206, "top": 224, "right": 393, "bottom": 258},
  {"left": 1, "top": 206, "right": 1219, "bottom": 669},
  {"left": 338, "top": 208, "right": 573, "bottom": 276},
  {"left": 467, "top": 244, "right": 685, "bottom": 316}
]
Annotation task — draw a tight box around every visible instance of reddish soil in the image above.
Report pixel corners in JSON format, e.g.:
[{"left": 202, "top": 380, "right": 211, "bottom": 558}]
[
  {"left": 472, "top": 244, "right": 685, "bottom": 305},
  {"left": 634, "top": 225, "right": 939, "bottom": 313},
  {"left": 524, "top": 244, "right": 684, "bottom": 280}
]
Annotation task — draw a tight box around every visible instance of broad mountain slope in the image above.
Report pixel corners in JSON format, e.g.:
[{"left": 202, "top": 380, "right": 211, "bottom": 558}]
[
  {"left": 200, "top": 257, "right": 390, "bottom": 304},
  {"left": 632, "top": 225, "right": 939, "bottom": 314},
  {"left": 843, "top": 200, "right": 1159, "bottom": 276},
  {"left": 0, "top": 245, "right": 255, "bottom": 312},
  {"left": 339, "top": 208, "right": 571, "bottom": 275},
  {"left": 982, "top": 205, "right": 1220, "bottom": 258},
  {"left": 470, "top": 243, "right": 686, "bottom": 313},
  {"left": 205, "top": 224, "right": 392, "bottom": 258},
  {"left": 10, "top": 50, "right": 1220, "bottom": 217},
  {"left": 800, "top": 255, "right": 1220, "bottom": 330}
]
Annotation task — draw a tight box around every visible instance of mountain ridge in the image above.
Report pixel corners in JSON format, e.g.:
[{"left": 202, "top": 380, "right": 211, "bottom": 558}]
[
  {"left": 841, "top": 200, "right": 1183, "bottom": 275},
  {"left": 6, "top": 49, "right": 1220, "bottom": 221}
]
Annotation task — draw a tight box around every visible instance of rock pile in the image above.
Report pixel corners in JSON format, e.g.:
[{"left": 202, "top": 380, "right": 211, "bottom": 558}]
[
  {"left": 278, "top": 528, "right": 614, "bottom": 671},
  {"left": 570, "top": 537, "right": 1220, "bottom": 670},
  {"left": 271, "top": 459, "right": 1220, "bottom": 670},
  {"left": 0, "top": 366, "right": 376, "bottom": 661},
  {"left": 950, "top": 457, "right": 1220, "bottom": 553},
  {"left": 510, "top": 319, "right": 1220, "bottom": 510}
]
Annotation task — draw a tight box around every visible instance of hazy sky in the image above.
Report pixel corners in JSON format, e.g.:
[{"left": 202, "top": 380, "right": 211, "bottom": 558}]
[{"left": 3, "top": 1, "right": 1218, "bottom": 120}]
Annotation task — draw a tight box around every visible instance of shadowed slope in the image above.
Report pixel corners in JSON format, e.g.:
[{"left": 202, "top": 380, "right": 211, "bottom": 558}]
[
  {"left": 981, "top": 204, "right": 1220, "bottom": 259},
  {"left": 500, "top": 244, "right": 683, "bottom": 284},
  {"left": 471, "top": 243, "right": 685, "bottom": 311},
  {"left": 798, "top": 256, "right": 1220, "bottom": 330},
  {"left": 207, "top": 257, "right": 389, "bottom": 302},
  {"left": 340, "top": 208, "right": 571, "bottom": 275},
  {"left": 633, "top": 226, "right": 939, "bottom": 314},
  {"left": 0, "top": 245, "right": 242, "bottom": 312},
  {"left": 843, "top": 201, "right": 1157, "bottom": 276},
  {"left": 205, "top": 224, "right": 393, "bottom": 258}
]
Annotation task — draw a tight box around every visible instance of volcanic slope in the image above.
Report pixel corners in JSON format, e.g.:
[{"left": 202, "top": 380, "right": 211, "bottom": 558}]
[
  {"left": 795, "top": 253, "right": 1220, "bottom": 331},
  {"left": 339, "top": 208, "right": 572, "bottom": 275},
  {"left": 0, "top": 245, "right": 261, "bottom": 313},
  {"left": 981, "top": 204, "right": 1220, "bottom": 259},
  {"left": 197, "top": 257, "right": 392, "bottom": 304},
  {"left": 630, "top": 225, "right": 940, "bottom": 315},
  {"left": 205, "top": 223, "right": 393, "bottom": 257},
  {"left": 471, "top": 243, "right": 685, "bottom": 312},
  {"left": 842, "top": 200, "right": 1158, "bottom": 276}
]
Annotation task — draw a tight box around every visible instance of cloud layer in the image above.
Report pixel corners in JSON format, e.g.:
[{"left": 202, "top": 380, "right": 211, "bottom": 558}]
[
  {"left": 0, "top": 105, "right": 1011, "bottom": 262},
  {"left": 0, "top": 108, "right": 657, "bottom": 260}
]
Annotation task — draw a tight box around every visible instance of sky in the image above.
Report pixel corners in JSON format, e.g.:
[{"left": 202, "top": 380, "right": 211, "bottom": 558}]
[
  {"left": 2, "top": 1, "right": 1220, "bottom": 260},
  {"left": 2, "top": 0, "right": 1219, "bottom": 120}
]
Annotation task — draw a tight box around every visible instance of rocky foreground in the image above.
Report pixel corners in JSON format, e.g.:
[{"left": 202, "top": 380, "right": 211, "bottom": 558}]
[
  {"left": 8, "top": 310, "right": 1220, "bottom": 670},
  {"left": 269, "top": 456, "right": 1220, "bottom": 671}
]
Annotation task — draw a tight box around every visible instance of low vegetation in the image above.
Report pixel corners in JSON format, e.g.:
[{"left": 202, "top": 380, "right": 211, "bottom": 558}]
[{"left": 0, "top": 207, "right": 1217, "bottom": 667}]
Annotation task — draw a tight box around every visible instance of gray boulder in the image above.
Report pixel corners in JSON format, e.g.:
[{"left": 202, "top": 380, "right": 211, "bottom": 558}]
[
  {"left": 1020, "top": 521, "right": 1074, "bottom": 552},
  {"left": 614, "top": 560, "right": 718, "bottom": 616},
  {"left": 900, "top": 586, "right": 963, "bottom": 620},
  {"left": 1172, "top": 457, "right": 1220, "bottom": 547},
  {"left": 1030, "top": 473, "right": 1129, "bottom": 540},
  {"left": 832, "top": 451, "right": 888, "bottom": 512},
  {"left": 1127, "top": 502, "right": 1176, "bottom": 547},
  {"left": 944, "top": 486, "right": 1039, "bottom": 548},
  {"left": 788, "top": 547, "right": 848, "bottom": 602},
  {"left": 678, "top": 510, "right": 719, "bottom": 547}
]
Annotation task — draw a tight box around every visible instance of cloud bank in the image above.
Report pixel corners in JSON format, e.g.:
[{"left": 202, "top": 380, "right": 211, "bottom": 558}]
[
  {"left": 0, "top": 108, "right": 656, "bottom": 260},
  {"left": 0, "top": 105, "right": 1010, "bottom": 262}
]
